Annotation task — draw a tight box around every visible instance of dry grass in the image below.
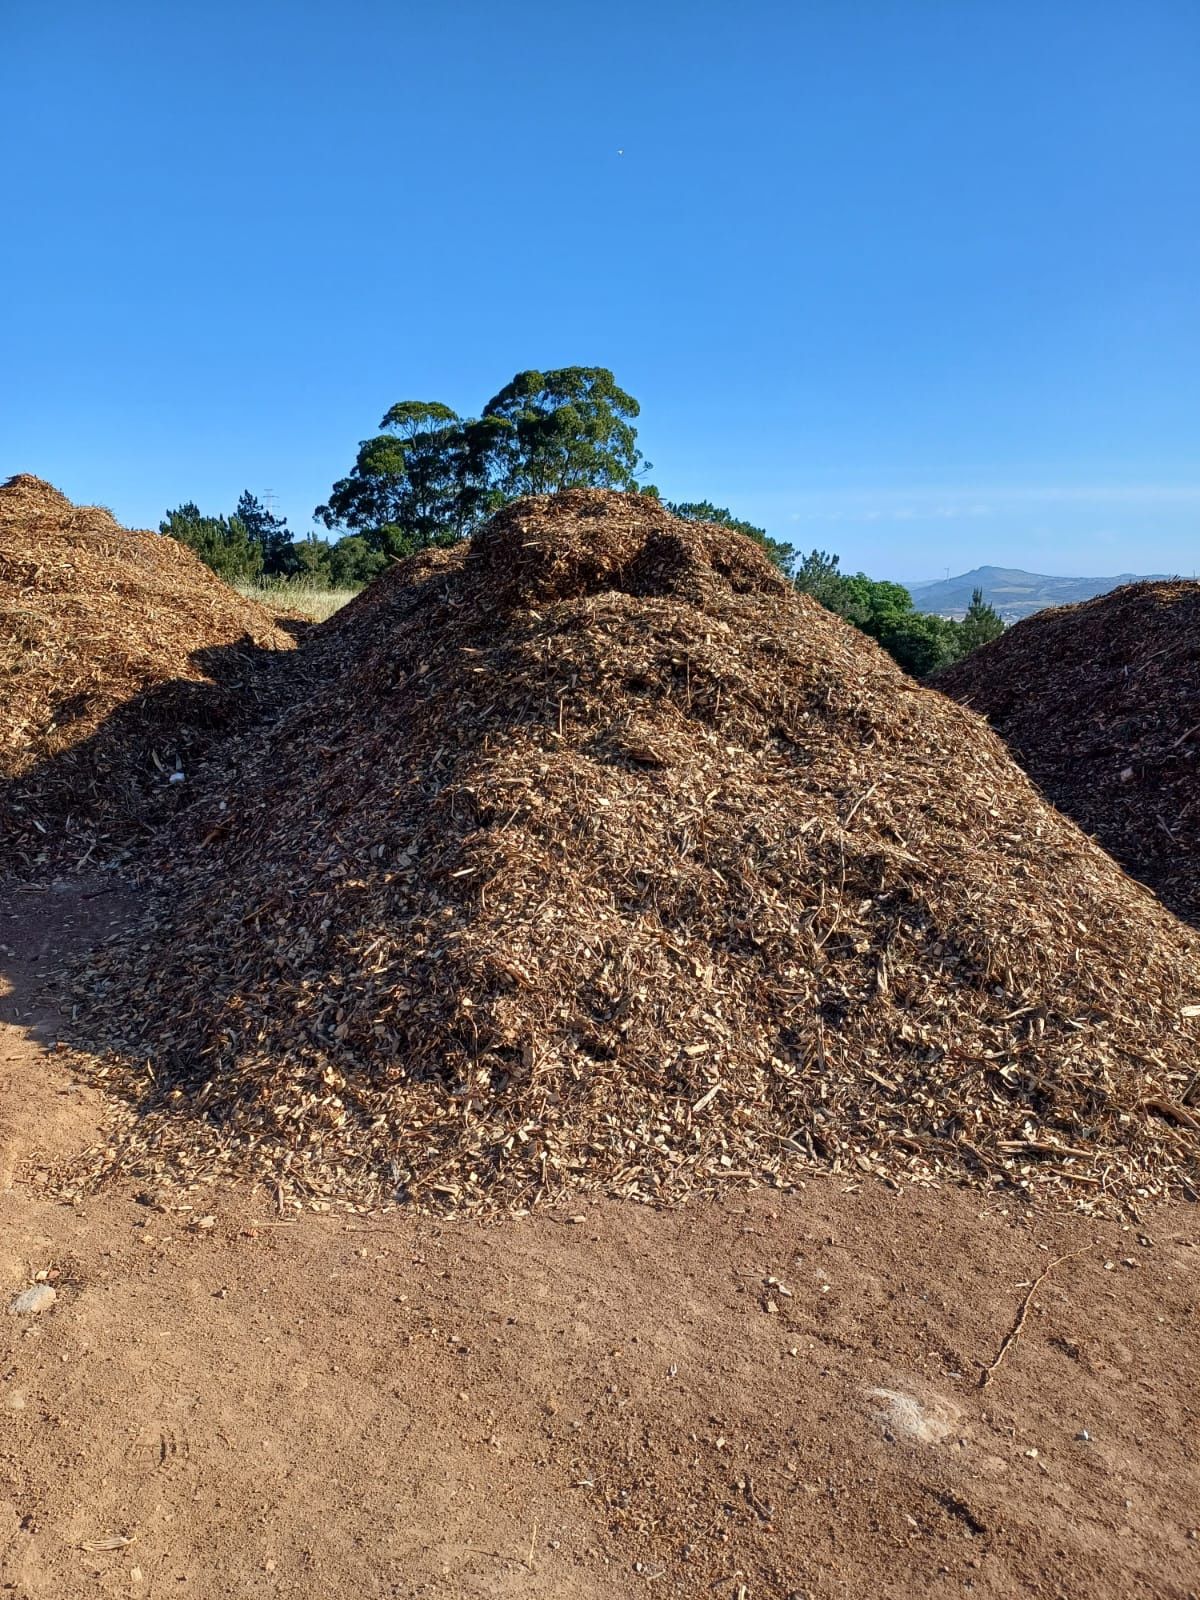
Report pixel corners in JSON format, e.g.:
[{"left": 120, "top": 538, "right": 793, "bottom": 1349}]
[{"left": 234, "top": 577, "right": 358, "bottom": 623}]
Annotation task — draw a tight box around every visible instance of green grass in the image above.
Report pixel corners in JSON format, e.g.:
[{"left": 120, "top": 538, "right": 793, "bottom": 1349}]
[{"left": 234, "top": 577, "right": 359, "bottom": 624}]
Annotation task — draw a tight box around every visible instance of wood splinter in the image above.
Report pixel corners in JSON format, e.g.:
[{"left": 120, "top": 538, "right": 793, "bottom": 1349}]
[{"left": 977, "top": 1245, "right": 1091, "bottom": 1389}]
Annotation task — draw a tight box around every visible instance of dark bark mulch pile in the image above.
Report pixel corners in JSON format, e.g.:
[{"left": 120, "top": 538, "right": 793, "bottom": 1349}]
[{"left": 934, "top": 580, "right": 1200, "bottom": 928}]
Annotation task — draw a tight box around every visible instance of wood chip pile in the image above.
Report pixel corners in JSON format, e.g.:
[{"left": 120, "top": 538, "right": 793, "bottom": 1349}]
[
  {"left": 934, "top": 581, "right": 1200, "bottom": 928},
  {"left": 0, "top": 475, "right": 298, "bottom": 874},
  {"left": 71, "top": 492, "right": 1200, "bottom": 1211}
]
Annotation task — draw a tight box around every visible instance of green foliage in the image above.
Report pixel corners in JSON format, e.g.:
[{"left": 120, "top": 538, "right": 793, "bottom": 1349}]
[
  {"left": 794, "top": 551, "right": 984, "bottom": 676},
  {"left": 284, "top": 533, "right": 388, "bottom": 589},
  {"left": 316, "top": 367, "right": 651, "bottom": 553},
  {"left": 160, "top": 502, "right": 263, "bottom": 582},
  {"left": 163, "top": 489, "right": 295, "bottom": 580},
  {"left": 959, "top": 586, "right": 1005, "bottom": 653},
  {"left": 667, "top": 501, "right": 796, "bottom": 573},
  {"left": 161, "top": 504, "right": 386, "bottom": 596},
  {"left": 480, "top": 367, "right": 648, "bottom": 497},
  {"left": 793, "top": 549, "right": 851, "bottom": 610},
  {"left": 290, "top": 537, "right": 334, "bottom": 580},
  {"left": 837, "top": 574, "right": 914, "bottom": 634},
  {"left": 328, "top": 535, "right": 387, "bottom": 588},
  {"left": 878, "top": 612, "right": 966, "bottom": 676},
  {"left": 315, "top": 403, "right": 478, "bottom": 554},
  {"left": 236, "top": 491, "right": 294, "bottom": 574}
]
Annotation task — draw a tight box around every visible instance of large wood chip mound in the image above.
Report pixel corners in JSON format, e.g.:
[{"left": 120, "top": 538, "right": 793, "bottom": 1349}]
[
  {"left": 934, "top": 581, "right": 1200, "bottom": 928},
  {"left": 0, "top": 474, "right": 298, "bottom": 872},
  {"left": 71, "top": 492, "right": 1200, "bottom": 1212}
]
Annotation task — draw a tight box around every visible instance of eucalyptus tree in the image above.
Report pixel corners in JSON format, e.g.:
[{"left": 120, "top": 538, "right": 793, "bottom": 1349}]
[{"left": 315, "top": 367, "right": 652, "bottom": 553}]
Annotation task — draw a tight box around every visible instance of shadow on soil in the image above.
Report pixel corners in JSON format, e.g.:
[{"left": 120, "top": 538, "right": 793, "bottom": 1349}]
[
  {"left": 0, "top": 625, "right": 321, "bottom": 1167},
  {"left": 0, "top": 879, "right": 131, "bottom": 1048}
]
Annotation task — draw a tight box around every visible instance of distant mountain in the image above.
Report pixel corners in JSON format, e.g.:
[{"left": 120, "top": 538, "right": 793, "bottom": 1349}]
[{"left": 905, "top": 565, "right": 1173, "bottom": 621}]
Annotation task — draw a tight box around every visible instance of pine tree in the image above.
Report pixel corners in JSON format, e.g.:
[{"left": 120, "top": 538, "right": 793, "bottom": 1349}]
[
  {"left": 960, "top": 587, "right": 1004, "bottom": 654},
  {"left": 236, "top": 492, "right": 294, "bottom": 575},
  {"left": 160, "top": 503, "right": 262, "bottom": 581}
]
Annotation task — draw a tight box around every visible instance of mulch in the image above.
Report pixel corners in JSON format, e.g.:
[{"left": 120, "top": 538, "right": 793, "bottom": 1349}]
[
  {"left": 58, "top": 491, "right": 1200, "bottom": 1213},
  {"left": 933, "top": 581, "right": 1200, "bottom": 927},
  {"left": 0, "top": 474, "right": 299, "bottom": 874}
]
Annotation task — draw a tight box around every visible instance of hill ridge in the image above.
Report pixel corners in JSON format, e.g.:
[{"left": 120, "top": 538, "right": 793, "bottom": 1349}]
[{"left": 906, "top": 564, "right": 1174, "bottom": 619}]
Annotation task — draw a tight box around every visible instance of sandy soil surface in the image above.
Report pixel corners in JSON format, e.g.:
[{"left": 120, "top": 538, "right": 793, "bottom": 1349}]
[{"left": 1, "top": 881, "right": 1197, "bottom": 1599}]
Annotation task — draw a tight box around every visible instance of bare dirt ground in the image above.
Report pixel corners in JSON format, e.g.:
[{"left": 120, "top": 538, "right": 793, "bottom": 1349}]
[{"left": 1, "top": 882, "right": 1197, "bottom": 1600}]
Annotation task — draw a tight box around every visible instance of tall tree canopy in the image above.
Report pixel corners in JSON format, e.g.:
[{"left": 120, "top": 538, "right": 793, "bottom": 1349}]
[
  {"left": 315, "top": 367, "right": 651, "bottom": 554},
  {"left": 314, "top": 401, "right": 475, "bottom": 556},
  {"left": 792, "top": 548, "right": 850, "bottom": 608},
  {"left": 481, "top": 368, "right": 646, "bottom": 497}
]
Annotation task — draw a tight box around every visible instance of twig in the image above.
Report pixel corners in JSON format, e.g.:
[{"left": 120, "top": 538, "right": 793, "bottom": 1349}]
[
  {"left": 977, "top": 1246, "right": 1090, "bottom": 1388},
  {"left": 841, "top": 781, "right": 878, "bottom": 827}
]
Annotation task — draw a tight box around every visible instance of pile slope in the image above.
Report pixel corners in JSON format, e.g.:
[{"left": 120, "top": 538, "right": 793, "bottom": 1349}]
[
  {"left": 0, "top": 474, "right": 298, "bottom": 872},
  {"left": 73, "top": 492, "right": 1200, "bottom": 1210},
  {"left": 934, "top": 581, "right": 1200, "bottom": 927}
]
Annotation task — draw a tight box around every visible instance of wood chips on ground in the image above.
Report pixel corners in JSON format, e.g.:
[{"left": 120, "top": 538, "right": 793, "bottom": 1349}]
[
  {"left": 55, "top": 491, "right": 1200, "bottom": 1213},
  {"left": 0, "top": 474, "right": 298, "bottom": 874}
]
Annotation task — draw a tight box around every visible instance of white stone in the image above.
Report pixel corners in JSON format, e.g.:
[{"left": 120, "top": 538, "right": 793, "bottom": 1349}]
[{"left": 8, "top": 1285, "right": 57, "bottom": 1315}]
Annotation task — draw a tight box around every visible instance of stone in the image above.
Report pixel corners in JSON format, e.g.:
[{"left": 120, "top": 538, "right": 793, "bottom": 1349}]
[
  {"left": 8, "top": 1285, "right": 57, "bottom": 1315},
  {"left": 865, "top": 1386, "right": 959, "bottom": 1446}
]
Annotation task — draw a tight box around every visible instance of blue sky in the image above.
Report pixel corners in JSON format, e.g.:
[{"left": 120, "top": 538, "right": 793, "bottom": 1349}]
[{"left": 3, "top": 0, "right": 1197, "bottom": 580}]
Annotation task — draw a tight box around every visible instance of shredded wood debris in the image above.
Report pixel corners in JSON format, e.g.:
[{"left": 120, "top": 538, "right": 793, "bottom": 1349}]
[
  {"left": 0, "top": 474, "right": 298, "bottom": 874},
  {"left": 935, "top": 580, "right": 1200, "bottom": 928},
  {"left": 55, "top": 490, "right": 1200, "bottom": 1213}
]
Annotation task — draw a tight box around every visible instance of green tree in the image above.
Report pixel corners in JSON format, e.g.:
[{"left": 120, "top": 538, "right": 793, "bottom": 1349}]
[
  {"left": 790, "top": 550, "right": 971, "bottom": 676},
  {"left": 315, "top": 401, "right": 477, "bottom": 555},
  {"left": 291, "top": 536, "right": 334, "bottom": 582},
  {"left": 237, "top": 491, "right": 294, "bottom": 575},
  {"left": 328, "top": 535, "right": 387, "bottom": 588},
  {"left": 838, "top": 574, "right": 915, "bottom": 635},
  {"left": 667, "top": 500, "right": 795, "bottom": 573},
  {"left": 160, "top": 502, "right": 262, "bottom": 581},
  {"left": 793, "top": 549, "right": 854, "bottom": 611},
  {"left": 959, "top": 586, "right": 1004, "bottom": 654},
  {"left": 480, "top": 367, "right": 648, "bottom": 497},
  {"left": 879, "top": 612, "right": 965, "bottom": 676},
  {"left": 316, "top": 367, "right": 652, "bottom": 553}
]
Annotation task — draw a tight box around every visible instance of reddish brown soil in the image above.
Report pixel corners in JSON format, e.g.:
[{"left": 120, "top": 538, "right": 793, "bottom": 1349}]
[{"left": 2, "top": 884, "right": 1198, "bottom": 1599}]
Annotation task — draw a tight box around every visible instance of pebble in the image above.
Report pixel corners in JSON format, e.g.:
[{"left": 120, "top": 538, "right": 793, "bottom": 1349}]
[{"left": 8, "top": 1285, "right": 56, "bottom": 1315}]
